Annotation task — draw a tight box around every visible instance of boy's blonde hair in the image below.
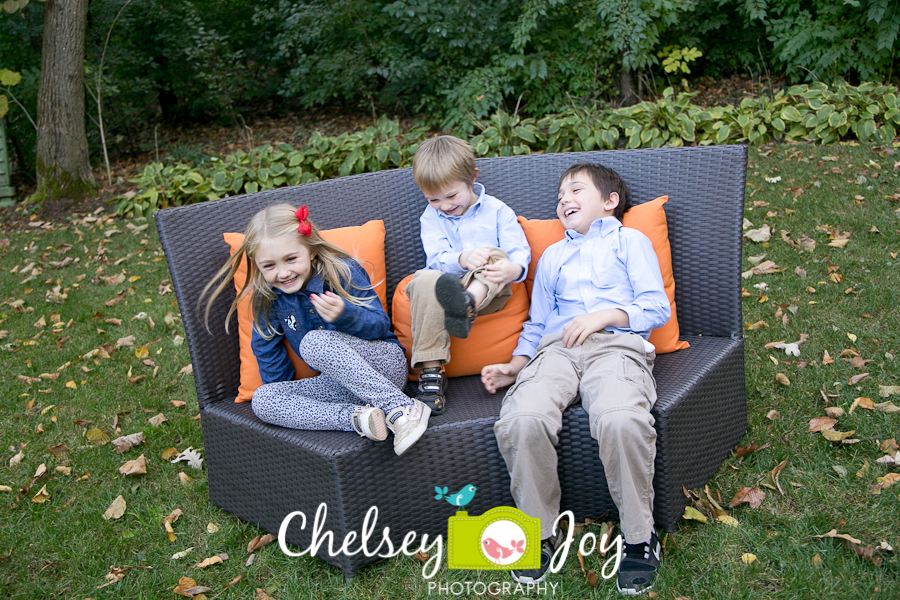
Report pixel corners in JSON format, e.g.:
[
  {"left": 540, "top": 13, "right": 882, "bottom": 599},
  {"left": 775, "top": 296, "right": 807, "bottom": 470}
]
[
  {"left": 200, "top": 204, "right": 375, "bottom": 339},
  {"left": 412, "top": 135, "right": 476, "bottom": 193}
]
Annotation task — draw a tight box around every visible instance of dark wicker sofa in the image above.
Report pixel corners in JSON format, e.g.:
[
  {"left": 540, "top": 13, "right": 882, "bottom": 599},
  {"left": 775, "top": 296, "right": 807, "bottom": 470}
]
[{"left": 156, "top": 145, "right": 748, "bottom": 579}]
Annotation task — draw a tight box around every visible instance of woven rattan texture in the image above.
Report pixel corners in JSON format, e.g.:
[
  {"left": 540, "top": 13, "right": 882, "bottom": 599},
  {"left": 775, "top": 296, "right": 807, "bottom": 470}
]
[
  {"left": 201, "top": 335, "right": 742, "bottom": 576},
  {"left": 156, "top": 145, "right": 746, "bottom": 407},
  {"left": 156, "top": 145, "right": 749, "bottom": 578}
]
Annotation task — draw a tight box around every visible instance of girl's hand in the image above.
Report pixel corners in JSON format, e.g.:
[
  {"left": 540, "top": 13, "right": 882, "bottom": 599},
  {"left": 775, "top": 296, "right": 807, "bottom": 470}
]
[{"left": 310, "top": 291, "right": 345, "bottom": 323}]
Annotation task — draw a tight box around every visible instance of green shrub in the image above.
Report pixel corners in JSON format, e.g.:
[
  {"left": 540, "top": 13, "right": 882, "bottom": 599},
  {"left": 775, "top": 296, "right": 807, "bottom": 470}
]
[{"left": 116, "top": 81, "right": 900, "bottom": 216}]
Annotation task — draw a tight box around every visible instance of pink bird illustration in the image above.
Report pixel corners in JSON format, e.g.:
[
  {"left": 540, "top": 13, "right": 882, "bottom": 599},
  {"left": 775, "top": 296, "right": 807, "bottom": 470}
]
[{"left": 482, "top": 538, "right": 525, "bottom": 561}]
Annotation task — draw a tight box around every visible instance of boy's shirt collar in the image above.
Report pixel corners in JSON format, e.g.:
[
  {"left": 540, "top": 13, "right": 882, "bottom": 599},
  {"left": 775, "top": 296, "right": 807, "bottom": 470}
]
[
  {"left": 564, "top": 216, "right": 620, "bottom": 241},
  {"left": 432, "top": 182, "right": 486, "bottom": 220}
]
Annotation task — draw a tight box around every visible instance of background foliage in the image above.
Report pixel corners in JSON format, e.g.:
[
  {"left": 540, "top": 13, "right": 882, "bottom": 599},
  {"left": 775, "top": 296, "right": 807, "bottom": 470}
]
[{"left": 1, "top": 0, "right": 899, "bottom": 179}]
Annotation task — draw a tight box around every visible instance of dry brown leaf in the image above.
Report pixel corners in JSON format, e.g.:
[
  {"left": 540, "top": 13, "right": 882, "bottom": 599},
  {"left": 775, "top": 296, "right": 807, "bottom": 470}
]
[
  {"left": 247, "top": 533, "right": 278, "bottom": 553},
  {"left": 766, "top": 409, "right": 780, "bottom": 420},
  {"left": 848, "top": 373, "right": 870, "bottom": 386},
  {"left": 55, "top": 466, "right": 71, "bottom": 476},
  {"left": 747, "top": 320, "right": 768, "bottom": 331},
  {"left": 115, "top": 335, "right": 135, "bottom": 348},
  {"left": 48, "top": 444, "right": 69, "bottom": 459},
  {"left": 102, "top": 495, "right": 126, "bottom": 520},
  {"left": 119, "top": 454, "right": 147, "bottom": 477},
  {"left": 733, "top": 443, "right": 769, "bottom": 458},
  {"left": 85, "top": 428, "right": 110, "bottom": 446},
  {"left": 111, "top": 432, "right": 145, "bottom": 454},
  {"left": 225, "top": 574, "right": 244, "bottom": 588},
  {"left": 849, "top": 397, "right": 874, "bottom": 413},
  {"left": 161, "top": 447, "right": 179, "bottom": 460},
  {"left": 164, "top": 508, "right": 183, "bottom": 542},
  {"left": 869, "top": 473, "right": 900, "bottom": 495},
  {"left": 586, "top": 571, "right": 599, "bottom": 587},
  {"left": 815, "top": 529, "right": 861, "bottom": 544},
  {"left": 879, "top": 385, "right": 900, "bottom": 397},
  {"left": 728, "top": 485, "right": 765, "bottom": 509},
  {"left": 148, "top": 413, "right": 167, "bottom": 427},
  {"left": 822, "top": 350, "right": 833, "bottom": 364},
  {"left": 182, "top": 586, "right": 214, "bottom": 596},
  {"left": 808, "top": 417, "right": 836, "bottom": 432},
  {"left": 413, "top": 550, "right": 429, "bottom": 562},
  {"left": 874, "top": 401, "right": 900, "bottom": 414},
  {"left": 843, "top": 539, "right": 883, "bottom": 566},
  {"left": 195, "top": 553, "right": 228, "bottom": 568},
  {"left": 256, "top": 589, "right": 276, "bottom": 600},
  {"left": 880, "top": 439, "right": 899, "bottom": 454},
  {"left": 822, "top": 429, "right": 856, "bottom": 442},
  {"left": 32, "top": 463, "right": 47, "bottom": 481},
  {"left": 760, "top": 458, "right": 788, "bottom": 495},
  {"left": 824, "top": 407, "right": 845, "bottom": 418},
  {"left": 31, "top": 485, "right": 50, "bottom": 504},
  {"left": 179, "top": 472, "right": 193, "bottom": 486},
  {"left": 173, "top": 576, "right": 199, "bottom": 597}
]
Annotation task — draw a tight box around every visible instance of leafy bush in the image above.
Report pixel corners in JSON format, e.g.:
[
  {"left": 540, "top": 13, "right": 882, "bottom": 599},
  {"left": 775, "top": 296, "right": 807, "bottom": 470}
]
[{"left": 116, "top": 81, "right": 900, "bottom": 216}]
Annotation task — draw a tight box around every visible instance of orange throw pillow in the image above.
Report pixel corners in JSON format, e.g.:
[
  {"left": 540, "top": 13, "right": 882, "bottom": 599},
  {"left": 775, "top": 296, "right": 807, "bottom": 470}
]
[
  {"left": 516, "top": 196, "right": 689, "bottom": 354},
  {"left": 391, "top": 274, "right": 530, "bottom": 379},
  {"left": 224, "top": 220, "right": 388, "bottom": 402}
]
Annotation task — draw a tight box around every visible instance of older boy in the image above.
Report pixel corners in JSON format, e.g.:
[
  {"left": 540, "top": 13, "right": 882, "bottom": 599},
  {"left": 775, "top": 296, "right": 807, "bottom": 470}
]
[
  {"left": 482, "top": 163, "right": 670, "bottom": 595},
  {"left": 407, "top": 136, "right": 530, "bottom": 415}
]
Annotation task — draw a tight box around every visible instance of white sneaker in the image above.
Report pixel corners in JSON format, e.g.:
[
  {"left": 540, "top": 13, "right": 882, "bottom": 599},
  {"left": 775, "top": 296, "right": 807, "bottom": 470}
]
[
  {"left": 351, "top": 405, "right": 388, "bottom": 442},
  {"left": 386, "top": 400, "right": 431, "bottom": 456}
]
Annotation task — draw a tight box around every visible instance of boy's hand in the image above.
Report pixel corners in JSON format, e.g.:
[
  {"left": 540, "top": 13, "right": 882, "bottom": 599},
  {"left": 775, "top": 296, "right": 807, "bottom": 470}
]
[
  {"left": 310, "top": 291, "right": 345, "bottom": 323},
  {"left": 482, "top": 258, "right": 522, "bottom": 285},
  {"left": 459, "top": 247, "right": 492, "bottom": 271},
  {"left": 481, "top": 356, "right": 529, "bottom": 394},
  {"left": 561, "top": 309, "right": 629, "bottom": 348}
]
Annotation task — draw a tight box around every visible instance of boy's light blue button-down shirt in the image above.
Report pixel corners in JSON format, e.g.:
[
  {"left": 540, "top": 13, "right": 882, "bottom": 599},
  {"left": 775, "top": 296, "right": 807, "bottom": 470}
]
[
  {"left": 419, "top": 182, "right": 530, "bottom": 283},
  {"left": 514, "top": 216, "right": 671, "bottom": 359}
]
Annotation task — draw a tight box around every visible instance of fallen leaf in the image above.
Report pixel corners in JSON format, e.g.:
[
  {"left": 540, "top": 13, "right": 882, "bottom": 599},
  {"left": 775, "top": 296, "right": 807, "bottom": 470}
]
[
  {"left": 102, "top": 495, "right": 127, "bottom": 520},
  {"left": 824, "top": 407, "right": 845, "bottom": 418},
  {"left": 760, "top": 458, "right": 788, "bottom": 495},
  {"left": 847, "top": 332, "right": 858, "bottom": 343},
  {"left": 869, "top": 473, "right": 900, "bottom": 495},
  {"left": 171, "top": 400, "right": 187, "bottom": 408},
  {"left": 766, "top": 410, "right": 780, "bottom": 420},
  {"left": 182, "top": 586, "right": 214, "bottom": 596},
  {"left": 728, "top": 486, "right": 765, "bottom": 509},
  {"left": 775, "top": 373, "right": 791, "bottom": 386},
  {"left": 172, "top": 547, "right": 195, "bottom": 560},
  {"left": 745, "top": 225, "right": 772, "bottom": 242},
  {"left": 207, "top": 522, "right": 219, "bottom": 534},
  {"left": 9, "top": 450, "right": 24, "bottom": 468},
  {"left": 821, "top": 429, "right": 856, "bottom": 442},
  {"left": 718, "top": 515, "right": 740, "bottom": 527},
  {"left": 135, "top": 346, "right": 149, "bottom": 359},
  {"left": 874, "top": 401, "right": 900, "bottom": 414},
  {"left": 119, "top": 454, "right": 147, "bottom": 476},
  {"left": 164, "top": 508, "right": 183, "bottom": 542},
  {"left": 225, "top": 574, "right": 244, "bottom": 588},
  {"left": 171, "top": 447, "right": 203, "bottom": 470},
  {"left": 247, "top": 533, "right": 278, "bottom": 553},
  {"left": 31, "top": 485, "right": 50, "bottom": 504},
  {"left": 747, "top": 320, "right": 768, "bottom": 330},
  {"left": 173, "top": 576, "right": 199, "bottom": 597},
  {"left": 849, "top": 397, "right": 874, "bottom": 413},
  {"left": 161, "top": 447, "right": 179, "bottom": 460},
  {"left": 734, "top": 443, "right": 769, "bottom": 458},
  {"left": 809, "top": 417, "right": 837, "bottom": 432},
  {"left": 414, "top": 549, "right": 430, "bottom": 562},
  {"left": 811, "top": 553, "right": 822, "bottom": 566},
  {"left": 848, "top": 373, "right": 869, "bottom": 386},
  {"left": 148, "top": 413, "right": 167, "bottom": 427},
  {"left": 111, "top": 432, "right": 145, "bottom": 454},
  {"left": 587, "top": 570, "right": 599, "bottom": 587},
  {"left": 843, "top": 539, "right": 883, "bottom": 566},
  {"left": 741, "top": 553, "right": 757, "bottom": 564},
  {"left": 195, "top": 553, "right": 228, "bottom": 568},
  {"left": 85, "top": 428, "right": 110, "bottom": 446},
  {"left": 682, "top": 506, "right": 708, "bottom": 523},
  {"left": 815, "top": 529, "right": 861, "bottom": 544},
  {"left": 879, "top": 385, "right": 900, "bottom": 397},
  {"left": 822, "top": 350, "right": 833, "bottom": 364},
  {"left": 55, "top": 466, "right": 71, "bottom": 476},
  {"left": 115, "top": 335, "right": 135, "bottom": 348},
  {"left": 178, "top": 472, "right": 192, "bottom": 486},
  {"left": 32, "top": 463, "right": 47, "bottom": 481}
]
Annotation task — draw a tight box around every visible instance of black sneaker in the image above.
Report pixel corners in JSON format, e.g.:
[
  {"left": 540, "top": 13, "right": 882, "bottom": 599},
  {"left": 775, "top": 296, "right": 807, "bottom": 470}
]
[
  {"left": 434, "top": 273, "right": 477, "bottom": 338},
  {"left": 511, "top": 529, "right": 563, "bottom": 585},
  {"left": 616, "top": 532, "right": 661, "bottom": 596},
  {"left": 416, "top": 366, "right": 447, "bottom": 415}
]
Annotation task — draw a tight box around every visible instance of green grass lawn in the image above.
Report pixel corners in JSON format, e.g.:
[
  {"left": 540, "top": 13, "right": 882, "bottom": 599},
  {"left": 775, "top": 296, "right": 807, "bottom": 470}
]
[{"left": 1, "top": 142, "right": 899, "bottom": 599}]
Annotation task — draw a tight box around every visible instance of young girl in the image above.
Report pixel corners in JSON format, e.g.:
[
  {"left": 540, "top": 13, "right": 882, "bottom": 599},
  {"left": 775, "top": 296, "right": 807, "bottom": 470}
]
[{"left": 202, "top": 203, "right": 430, "bottom": 456}]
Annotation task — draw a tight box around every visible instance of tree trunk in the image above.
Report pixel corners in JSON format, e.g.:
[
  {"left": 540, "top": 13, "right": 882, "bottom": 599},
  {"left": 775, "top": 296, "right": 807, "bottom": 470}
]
[
  {"left": 618, "top": 67, "right": 639, "bottom": 107},
  {"left": 32, "top": 0, "right": 95, "bottom": 203}
]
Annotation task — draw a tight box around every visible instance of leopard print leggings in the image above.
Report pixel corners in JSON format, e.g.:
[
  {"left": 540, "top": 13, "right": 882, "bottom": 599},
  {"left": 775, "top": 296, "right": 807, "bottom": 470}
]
[{"left": 251, "top": 330, "right": 412, "bottom": 432}]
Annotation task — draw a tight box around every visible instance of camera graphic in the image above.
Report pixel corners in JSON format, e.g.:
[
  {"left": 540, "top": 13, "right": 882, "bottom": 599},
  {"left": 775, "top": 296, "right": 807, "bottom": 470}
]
[{"left": 447, "top": 507, "right": 541, "bottom": 571}]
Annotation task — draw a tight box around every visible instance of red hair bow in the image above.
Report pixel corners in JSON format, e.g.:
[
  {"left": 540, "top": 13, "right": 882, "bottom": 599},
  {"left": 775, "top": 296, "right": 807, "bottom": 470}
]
[{"left": 295, "top": 206, "right": 312, "bottom": 237}]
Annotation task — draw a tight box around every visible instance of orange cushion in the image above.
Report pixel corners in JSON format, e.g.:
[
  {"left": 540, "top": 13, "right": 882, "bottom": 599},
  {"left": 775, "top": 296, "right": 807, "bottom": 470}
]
[
  {"left": 224, "top": 220, "right": 388, "bottom": 402},
  {"left": 516, "top": 196, "right": 689, "bottom": 354},
  {"left": 391, "top": 274, "right": 530, "bottom": 379}
]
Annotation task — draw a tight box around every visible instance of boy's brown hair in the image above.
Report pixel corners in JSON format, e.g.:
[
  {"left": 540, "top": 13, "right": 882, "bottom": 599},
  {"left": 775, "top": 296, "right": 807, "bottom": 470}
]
[
  {"left": 412, "top": 135, "right": 476, "bottom": 193},
  {"left": 559, "top": 162, "right": 632, "bottom": 222}
]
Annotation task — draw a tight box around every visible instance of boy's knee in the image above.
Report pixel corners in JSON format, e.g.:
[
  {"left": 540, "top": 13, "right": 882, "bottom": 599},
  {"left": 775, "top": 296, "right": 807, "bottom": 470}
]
[
  {"left": 495, "top": 410, "right": 557, "bottom": 447},
  {"left": 592, "top": 407, "right": 655, "bottom": 442}
]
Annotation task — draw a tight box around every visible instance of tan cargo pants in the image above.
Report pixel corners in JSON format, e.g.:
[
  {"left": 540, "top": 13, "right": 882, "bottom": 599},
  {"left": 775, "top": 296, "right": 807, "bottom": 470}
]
[
  {"left": 493, "top": 330, "right": 657, "bottom": 544},
  {"left": 405, "top": 247, "right": 513, "bottom": 369}
]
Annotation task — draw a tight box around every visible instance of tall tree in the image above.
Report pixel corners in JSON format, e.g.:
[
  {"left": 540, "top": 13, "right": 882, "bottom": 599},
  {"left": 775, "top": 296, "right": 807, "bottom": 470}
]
[{"left": 32, "top": 0, "right": 95, "bottom": 203}]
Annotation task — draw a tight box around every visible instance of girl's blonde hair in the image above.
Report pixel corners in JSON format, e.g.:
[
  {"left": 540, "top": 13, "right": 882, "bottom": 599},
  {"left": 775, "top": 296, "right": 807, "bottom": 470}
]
[{"left": 200, "top": 204, "right": 376, "bottom": 338}]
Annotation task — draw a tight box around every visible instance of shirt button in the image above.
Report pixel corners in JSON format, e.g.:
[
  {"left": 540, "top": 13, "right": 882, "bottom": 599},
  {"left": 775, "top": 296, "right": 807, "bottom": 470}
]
[
  {"left": 309, "top": 309, "right": 315, "bottom": 314},
  {"left": 318, "top": 326, "right": 324, "bottom": 330}
]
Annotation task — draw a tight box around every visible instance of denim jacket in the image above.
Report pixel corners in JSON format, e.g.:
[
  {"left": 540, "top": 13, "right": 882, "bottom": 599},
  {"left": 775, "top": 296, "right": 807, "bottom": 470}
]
[{"left": 250, "top": 259, "right": 402, "bottom": 383}]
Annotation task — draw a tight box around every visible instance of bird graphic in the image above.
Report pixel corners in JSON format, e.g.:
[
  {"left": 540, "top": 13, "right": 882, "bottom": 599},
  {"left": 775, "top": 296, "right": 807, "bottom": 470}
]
[
  {"left": 434, "top": 484, "right": 477, "bottom": 507},
  {"left": 482, "top": 538, "right": 525, "bottom": 562}
]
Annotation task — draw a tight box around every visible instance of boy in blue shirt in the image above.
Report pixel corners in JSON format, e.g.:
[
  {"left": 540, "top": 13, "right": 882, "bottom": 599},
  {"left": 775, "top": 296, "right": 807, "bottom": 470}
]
[
  {"left": 482, "top": 163, "right": 670, "bottom": 595},
  {"left": 407, "top": 136, "right": 530, "bottom": 415}
]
